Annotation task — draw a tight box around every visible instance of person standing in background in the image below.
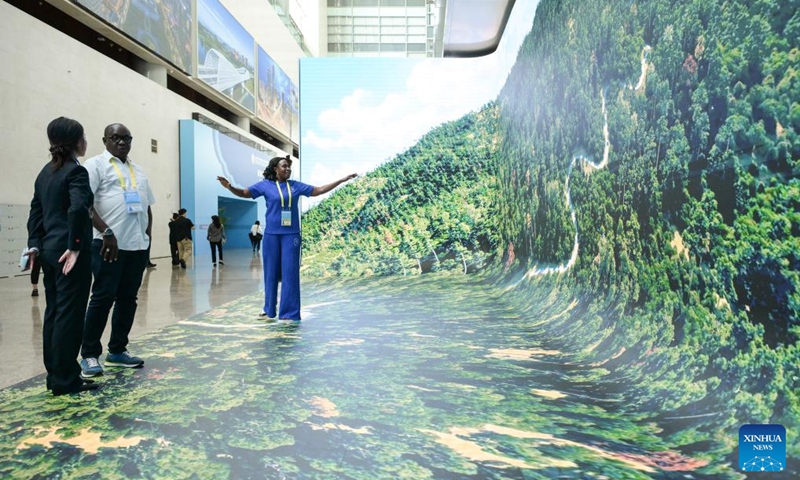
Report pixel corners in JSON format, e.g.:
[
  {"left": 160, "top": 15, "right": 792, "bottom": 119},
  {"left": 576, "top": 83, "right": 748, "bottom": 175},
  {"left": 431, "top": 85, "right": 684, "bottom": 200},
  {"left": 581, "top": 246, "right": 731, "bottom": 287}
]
[
  {"left": 168, "top": 212, "right": 180, "bottom": 266},
  {"left": 26, "top": 116, "right": 97, "bottom": 395},
  {"left": 80, "top": 123, "right": 154, "bottom": 379},
  {"left": 30, "top": 255, "right": 41, "bottom": 297},
  {"left": 173, "top": 208, "right": 194, "bottom": 269},
  {"left": 207, "top": 214, "right": 226, "bottom": 267},
  {"left": 249, "top": 220, "right": 263, "bottom": 254}
]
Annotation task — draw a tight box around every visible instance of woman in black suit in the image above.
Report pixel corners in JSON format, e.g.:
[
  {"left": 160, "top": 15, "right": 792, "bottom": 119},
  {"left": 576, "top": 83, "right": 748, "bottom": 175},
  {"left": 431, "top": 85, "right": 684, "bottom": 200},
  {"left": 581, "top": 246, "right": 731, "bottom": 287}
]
[{"left": 26, "top": 117, "right": 98, "bottom": 396}]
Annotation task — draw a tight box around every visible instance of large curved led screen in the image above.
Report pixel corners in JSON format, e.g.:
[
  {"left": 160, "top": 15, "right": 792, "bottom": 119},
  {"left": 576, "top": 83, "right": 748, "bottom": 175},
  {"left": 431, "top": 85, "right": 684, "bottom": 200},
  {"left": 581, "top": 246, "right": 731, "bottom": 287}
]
[{"left": 300, "top": 0, "right": 799, "bottom": 476}]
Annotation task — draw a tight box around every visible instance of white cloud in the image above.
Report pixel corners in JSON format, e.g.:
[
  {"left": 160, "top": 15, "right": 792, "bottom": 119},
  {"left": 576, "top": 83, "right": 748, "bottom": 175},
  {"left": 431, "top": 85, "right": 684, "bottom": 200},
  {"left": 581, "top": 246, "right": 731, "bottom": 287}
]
[{"left": 303, "top": 0, "right": 539, "bottom": 174}]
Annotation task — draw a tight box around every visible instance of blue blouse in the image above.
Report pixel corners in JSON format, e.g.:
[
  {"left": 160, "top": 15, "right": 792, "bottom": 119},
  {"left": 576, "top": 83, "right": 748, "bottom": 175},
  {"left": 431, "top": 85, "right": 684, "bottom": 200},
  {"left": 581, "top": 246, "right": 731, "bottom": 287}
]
[{"left": 247, "top": 179, "right": 314, "bottom": 234}]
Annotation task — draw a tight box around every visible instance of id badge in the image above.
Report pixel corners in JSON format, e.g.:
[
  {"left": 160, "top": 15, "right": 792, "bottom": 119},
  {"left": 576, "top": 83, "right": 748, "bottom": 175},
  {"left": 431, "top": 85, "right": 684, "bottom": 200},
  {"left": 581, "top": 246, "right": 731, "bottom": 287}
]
[
  {"left": 281, "top": 210, "right": 292, "bottom": 227},
  {"left": 124, "top": 190, "right": 144, "bottom": 213}
]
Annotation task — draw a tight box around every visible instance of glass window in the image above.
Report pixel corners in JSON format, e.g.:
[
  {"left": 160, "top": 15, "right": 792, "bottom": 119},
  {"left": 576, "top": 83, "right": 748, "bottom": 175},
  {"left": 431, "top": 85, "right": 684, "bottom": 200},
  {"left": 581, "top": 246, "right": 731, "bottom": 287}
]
[
  {"left": 354, "top": 25, "right": 380, "bottom": 34},
  {"left": 407, "top": 0, "right": 425, "bottom": 6},
  {"left": 381, "top": 35, "right": 406, "bottom": 43},
  {"left": 381, "top": 26, "right": 406, "bottom": 35},
  {"left": 329, "top": 26, "right": 353, "bottom": 34},
  {"left": 381, "top": 0, "right": 405, "bottom": 5},
  {"left": 352, "top": 0, "right": 379, "bottom": 6},
  {"left": 329, "top": 34, "right": 354, "bottom": 43},
  {"left": 328, "top": 0, "right": 352, "bottom": 6},
  {"left": 328, "top": 43, "right": 354, "bottom": 52},
  {"left": 353, "top": 43, "right": 379, "bottom": 51},
  {"left": 381, "top": 16, "right": 405, "bottom": 25},
  {"left": 381, "top": 43, "right": 406, "bottom": 51},
  {"left": 353, "top": 16, "right": 379, "bottom": 25},
  {"left": 354, "top": 34, "right": 380, "bottom": 43},
  {"left": 407, "top": 43, "right": 426, "bottom": 52},
  {"left": 408, "top": 26, "right": 425, "bottom": 35}
]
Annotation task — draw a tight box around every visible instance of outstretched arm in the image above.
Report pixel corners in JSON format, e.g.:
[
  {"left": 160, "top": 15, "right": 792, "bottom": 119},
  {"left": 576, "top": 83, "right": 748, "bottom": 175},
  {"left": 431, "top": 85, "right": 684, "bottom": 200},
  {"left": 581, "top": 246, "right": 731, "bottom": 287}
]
[
  {"left": 217, "top": 176, "right": 252, "bottom": 198},
  {"left": 311, "top": 173, "right": 357, "bottom": 197}
]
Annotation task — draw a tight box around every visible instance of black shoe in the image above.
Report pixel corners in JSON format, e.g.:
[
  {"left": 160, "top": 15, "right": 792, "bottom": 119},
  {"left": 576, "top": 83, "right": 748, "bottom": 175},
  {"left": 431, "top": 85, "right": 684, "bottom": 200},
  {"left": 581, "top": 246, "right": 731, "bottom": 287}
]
[
  {"left": 52, "top": 383, "right": 99, "bottom": 396},
  {"left": 180, "top": 260, "right": 186, "bottom": 269},
  {"left": 31, "top": 289, "right": 39, "bottom": 297},
  {"left": 147, "top": 262, "right": 157, "bottom": 268}
]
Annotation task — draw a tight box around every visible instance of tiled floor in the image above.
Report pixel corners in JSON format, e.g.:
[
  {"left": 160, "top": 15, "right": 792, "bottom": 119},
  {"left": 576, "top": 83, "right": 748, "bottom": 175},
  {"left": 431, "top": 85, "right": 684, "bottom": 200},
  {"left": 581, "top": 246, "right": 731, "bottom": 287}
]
[{"left": 0, "top": 249, "right": 264, "bottom": 389}]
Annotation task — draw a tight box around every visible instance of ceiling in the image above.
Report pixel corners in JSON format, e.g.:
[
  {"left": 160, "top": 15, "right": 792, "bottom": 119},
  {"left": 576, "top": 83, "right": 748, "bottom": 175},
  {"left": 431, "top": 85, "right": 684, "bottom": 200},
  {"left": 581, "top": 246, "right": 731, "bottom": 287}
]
[{"left": 438, "top": 0, "right": 517, "bottom": 57}]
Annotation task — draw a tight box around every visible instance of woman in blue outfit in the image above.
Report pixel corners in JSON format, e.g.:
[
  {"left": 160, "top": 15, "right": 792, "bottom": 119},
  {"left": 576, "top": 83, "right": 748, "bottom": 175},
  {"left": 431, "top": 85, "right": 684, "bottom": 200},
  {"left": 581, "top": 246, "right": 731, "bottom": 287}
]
[{"left": 217, "top": 155, "right": 356, "bottom": 320}]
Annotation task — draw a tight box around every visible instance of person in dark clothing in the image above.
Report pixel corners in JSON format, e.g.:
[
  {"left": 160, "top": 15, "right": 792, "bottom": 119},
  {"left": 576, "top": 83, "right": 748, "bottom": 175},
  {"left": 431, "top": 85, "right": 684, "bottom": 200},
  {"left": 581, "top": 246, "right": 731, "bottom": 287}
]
[
  {"left": 25, "top": 116, "right": 98, "bottom": 396},
  {"left": 173, "top": 208, "right": 194, "bottom": 269},
  {"left": 207, "top": 215, "right": 226, "bottom": 267},
  {"left": 168, "top": 212, "right": 180, "bottom": 266},
  {"left": 30, "top": 254, "right": 41, "bottom": 297}
]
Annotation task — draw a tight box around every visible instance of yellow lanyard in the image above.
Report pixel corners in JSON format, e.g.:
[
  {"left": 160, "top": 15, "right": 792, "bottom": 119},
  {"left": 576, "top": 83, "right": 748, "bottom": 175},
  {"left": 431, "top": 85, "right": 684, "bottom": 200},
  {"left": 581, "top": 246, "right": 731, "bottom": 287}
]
[
  {"left": 275, "top": 181, "right": 292, "bottom": 209},
  {"left": 110, "top": 158, "right": 137, "bottom": 190}
]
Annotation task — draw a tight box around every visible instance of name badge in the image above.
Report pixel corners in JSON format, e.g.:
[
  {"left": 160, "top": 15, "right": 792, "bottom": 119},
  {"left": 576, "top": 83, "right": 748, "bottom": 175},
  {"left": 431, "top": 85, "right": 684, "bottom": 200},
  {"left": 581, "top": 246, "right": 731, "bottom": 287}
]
[
  {"left": 281, "top": 210, "right": 292, "bottom": 227},
  {"left": 124, "top": 190, "right": 144, "bottom": 213}
]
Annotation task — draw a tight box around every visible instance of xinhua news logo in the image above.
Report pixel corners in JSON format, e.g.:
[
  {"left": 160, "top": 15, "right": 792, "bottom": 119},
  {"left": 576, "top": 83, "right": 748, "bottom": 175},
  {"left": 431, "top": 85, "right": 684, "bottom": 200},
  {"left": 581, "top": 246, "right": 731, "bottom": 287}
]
[{"left": 738, "top": 424, "right": 786, "bottom": 472}]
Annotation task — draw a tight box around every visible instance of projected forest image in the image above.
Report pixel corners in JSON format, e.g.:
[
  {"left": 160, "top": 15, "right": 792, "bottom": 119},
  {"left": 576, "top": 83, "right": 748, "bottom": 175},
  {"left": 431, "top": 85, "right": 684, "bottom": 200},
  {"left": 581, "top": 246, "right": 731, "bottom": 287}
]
[{"left": 301, "top": 0, "right": 799, "bottom": 474}]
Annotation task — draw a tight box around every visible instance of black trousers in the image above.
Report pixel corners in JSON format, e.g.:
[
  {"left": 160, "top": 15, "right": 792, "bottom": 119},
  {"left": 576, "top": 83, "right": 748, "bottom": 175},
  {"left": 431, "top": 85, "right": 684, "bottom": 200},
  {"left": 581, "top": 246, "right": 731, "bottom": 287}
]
[
  {"left": 40, "top": 248, "right": 92, "bottom": 393},
  {"left": 31, "top": 254, "right": 42, "bottom": 285},
  {"left": 81, "top": 240, "right": 148, "bottom": 359},
  {"left": 209, "top": 241, "right": 223, "bottom": 263},
  {"left": 170, "top": 240, "right": 179, "bottom": 265}
]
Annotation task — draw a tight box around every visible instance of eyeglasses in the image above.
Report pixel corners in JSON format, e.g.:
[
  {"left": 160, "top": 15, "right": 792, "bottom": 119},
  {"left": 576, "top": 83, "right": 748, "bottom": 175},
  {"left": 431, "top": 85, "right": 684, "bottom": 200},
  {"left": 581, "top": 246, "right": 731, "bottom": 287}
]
[{"left": 107, "top": 135, "right": 133, "bottom": 144}]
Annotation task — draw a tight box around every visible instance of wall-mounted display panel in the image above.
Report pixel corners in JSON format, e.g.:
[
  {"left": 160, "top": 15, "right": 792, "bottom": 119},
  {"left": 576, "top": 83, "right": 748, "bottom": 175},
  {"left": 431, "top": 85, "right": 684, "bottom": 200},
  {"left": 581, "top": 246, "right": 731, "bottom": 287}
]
[
  {"left": 256, "top": 47, "right": 293, "bottom": 138},
  {"left": 74, "top": 0, "right": 193, "bottom": 73},
  {"left": 197, "top": 0, "right": 256, "bottom": 112}
]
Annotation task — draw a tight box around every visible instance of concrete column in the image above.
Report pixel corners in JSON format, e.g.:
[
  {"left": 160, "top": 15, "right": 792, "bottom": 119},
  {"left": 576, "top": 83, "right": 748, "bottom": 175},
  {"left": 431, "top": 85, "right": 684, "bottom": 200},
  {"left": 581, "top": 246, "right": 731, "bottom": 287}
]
[
  {"left": 235, "top": 115, "right": 251, "bottom": 132},
  {"left": 133, "top": 60, "right": 168, "bottom": 87}
]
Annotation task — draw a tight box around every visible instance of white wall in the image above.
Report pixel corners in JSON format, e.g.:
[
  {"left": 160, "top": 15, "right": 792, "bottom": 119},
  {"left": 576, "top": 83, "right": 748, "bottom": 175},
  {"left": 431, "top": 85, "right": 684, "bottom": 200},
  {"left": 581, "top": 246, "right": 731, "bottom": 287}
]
[{"left": 0, "top": 1, "right": 303, "bottom": 259}]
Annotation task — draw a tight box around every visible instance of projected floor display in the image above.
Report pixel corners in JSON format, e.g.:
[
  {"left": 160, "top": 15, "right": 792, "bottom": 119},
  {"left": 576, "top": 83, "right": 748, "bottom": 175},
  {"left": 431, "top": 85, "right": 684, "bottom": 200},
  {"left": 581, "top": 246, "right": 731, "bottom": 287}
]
[{"left": 0, "top": 276, "right": 731, "bottom": 478}]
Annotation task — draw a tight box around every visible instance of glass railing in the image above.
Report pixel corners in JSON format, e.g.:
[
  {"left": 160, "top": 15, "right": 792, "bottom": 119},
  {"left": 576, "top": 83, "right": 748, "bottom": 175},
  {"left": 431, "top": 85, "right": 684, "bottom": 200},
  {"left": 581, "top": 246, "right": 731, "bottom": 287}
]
[{"left": 268, "top": 0, "right": 314, "bottom": 56}]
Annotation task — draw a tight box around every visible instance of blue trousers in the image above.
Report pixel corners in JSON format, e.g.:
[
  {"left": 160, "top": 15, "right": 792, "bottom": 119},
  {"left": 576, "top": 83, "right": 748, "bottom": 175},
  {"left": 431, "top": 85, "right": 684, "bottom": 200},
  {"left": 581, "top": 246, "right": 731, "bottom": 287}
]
[{"left": 263, "top": 233, "right": 301, "bottom": 320}]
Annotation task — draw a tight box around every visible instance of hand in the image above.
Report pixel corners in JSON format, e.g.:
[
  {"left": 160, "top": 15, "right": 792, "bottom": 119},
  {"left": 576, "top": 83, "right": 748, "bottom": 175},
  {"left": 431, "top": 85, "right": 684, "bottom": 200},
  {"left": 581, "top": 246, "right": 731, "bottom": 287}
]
[
  {"left": 217, "top": 176, "right": 230, "bottom": 189},
  {"left": 58, "top": 249, "right": 80, "bottom": 275},
  {"left": 21, "top": 249, "right": 36, "bottom": 271},
  {"left": 345, "top": 173, "right": 358, "bottom": 181},
  {"left": 101, "top": 235, "right": 119, "bottom": 262}
]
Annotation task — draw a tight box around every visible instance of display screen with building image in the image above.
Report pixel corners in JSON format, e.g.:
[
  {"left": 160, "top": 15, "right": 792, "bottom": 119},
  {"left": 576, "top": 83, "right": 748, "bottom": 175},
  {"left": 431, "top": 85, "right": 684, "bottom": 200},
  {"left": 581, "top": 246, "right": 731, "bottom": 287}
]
[
  {"left": 74, "top": 0, "right": 193, "bottom": 73},
  {"left": 196, "top": 0, "right": 256, "bottom": 112},
  {"left": 257, "top": 47, "right": 295, "bottom": 139}
]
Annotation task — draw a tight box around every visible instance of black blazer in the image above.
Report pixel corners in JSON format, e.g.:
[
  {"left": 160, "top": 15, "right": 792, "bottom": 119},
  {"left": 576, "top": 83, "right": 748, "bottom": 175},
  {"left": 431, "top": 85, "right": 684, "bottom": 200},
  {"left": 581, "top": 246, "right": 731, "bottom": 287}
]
[{"left": 27, "top": 158, "right": 94, "bottom": 252}]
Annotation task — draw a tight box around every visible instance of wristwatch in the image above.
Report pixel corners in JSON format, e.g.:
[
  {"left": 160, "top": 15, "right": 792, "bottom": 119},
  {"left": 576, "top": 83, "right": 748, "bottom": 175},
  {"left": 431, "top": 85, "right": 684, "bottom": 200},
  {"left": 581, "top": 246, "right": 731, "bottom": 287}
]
[{"left": 102, "top": 227, "right": 114, "bottom": 237}]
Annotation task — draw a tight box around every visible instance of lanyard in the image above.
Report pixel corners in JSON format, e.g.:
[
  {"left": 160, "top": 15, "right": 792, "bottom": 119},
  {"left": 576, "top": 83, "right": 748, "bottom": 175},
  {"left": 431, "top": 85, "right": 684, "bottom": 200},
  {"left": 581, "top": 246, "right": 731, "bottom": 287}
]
[
  {"left": 275, "top": 181, "right": 292, "bottom": 209},
  {"left": 110, "top": 158, "right": 137, "bottom": 190}
]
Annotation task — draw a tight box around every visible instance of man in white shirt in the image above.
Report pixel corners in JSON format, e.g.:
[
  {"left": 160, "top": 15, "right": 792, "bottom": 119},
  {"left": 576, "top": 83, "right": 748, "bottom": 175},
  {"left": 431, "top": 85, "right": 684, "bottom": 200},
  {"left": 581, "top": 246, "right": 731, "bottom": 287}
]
[{"left": 80, "top": 123, "right": 155, "bottom": 378}]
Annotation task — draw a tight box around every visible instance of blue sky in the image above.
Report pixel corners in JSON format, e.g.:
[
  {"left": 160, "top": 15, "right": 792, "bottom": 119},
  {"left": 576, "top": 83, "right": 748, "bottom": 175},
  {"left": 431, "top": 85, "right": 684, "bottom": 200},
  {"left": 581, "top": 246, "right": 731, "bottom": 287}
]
[{"left": 299, "top": 1, "right": 539, "bottom": 208}]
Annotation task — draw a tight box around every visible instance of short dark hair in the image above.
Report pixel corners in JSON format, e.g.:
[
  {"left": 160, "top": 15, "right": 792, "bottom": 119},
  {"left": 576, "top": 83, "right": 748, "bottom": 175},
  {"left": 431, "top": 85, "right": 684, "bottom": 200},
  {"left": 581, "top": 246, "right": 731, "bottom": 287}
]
[
  {"left": 263, "top": 155, "right": 291, "bottom": 181},
  {"left": 178, "top": 208, "right": 187, "bottom": 215}
]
